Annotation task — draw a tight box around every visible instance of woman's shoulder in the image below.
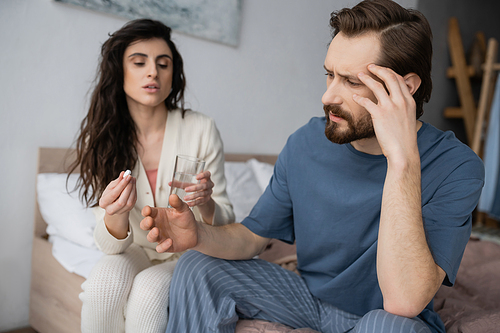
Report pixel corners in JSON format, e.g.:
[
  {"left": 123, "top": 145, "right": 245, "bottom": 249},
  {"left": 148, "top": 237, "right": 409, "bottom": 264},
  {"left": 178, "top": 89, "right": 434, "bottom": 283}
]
[{"left": 171, "top": 109, "right": 215, "bottom": 127}]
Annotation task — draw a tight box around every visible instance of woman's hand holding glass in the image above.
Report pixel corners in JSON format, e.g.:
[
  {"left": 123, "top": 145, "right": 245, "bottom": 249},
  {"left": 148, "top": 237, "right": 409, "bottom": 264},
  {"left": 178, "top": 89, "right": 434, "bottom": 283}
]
[
  {"left": 169, "top": 170, "right": 215, "bottom": 224},
  {"left": 169, "top": 170, "right": 214, "bottom": 207}
]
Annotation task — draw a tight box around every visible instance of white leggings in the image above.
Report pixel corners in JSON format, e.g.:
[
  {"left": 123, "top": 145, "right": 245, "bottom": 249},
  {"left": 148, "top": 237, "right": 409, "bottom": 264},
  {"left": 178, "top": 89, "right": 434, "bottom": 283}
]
[{"left": 80, "top": 244, "right": 178, "bottom": 333}]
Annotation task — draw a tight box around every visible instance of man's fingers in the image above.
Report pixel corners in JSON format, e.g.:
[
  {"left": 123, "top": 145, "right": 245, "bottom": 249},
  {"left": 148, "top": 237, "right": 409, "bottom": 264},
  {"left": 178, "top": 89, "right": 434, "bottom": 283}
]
[
  {"left": 140, "top": 215, "right": 153, "bottom": 231},
  {"left": 357, "top": 71, "right": 393, "bottom": 105},
  {"left": 352, "top": 93, "right": 377, "bottom": 114},
  {"left": 157, "top": 239, "right": 173, "bottom": 253},
  {"left": 365, "top": 65, "right": 407, "bottom": 101},
  {"left": 141, "top": 205, "right": 158, "bottom": 218},
  {"left": 397, "top": 74, "right": 415, "bottom": 100},
  {"left": 141, "top": 205, "right": 151, "bottom": 217},
  {"left": 146, "top": 227, "right": 160, "bottom": 242},
  {"left": 366, "top": 65, "right": 417, "bottom": 114}
]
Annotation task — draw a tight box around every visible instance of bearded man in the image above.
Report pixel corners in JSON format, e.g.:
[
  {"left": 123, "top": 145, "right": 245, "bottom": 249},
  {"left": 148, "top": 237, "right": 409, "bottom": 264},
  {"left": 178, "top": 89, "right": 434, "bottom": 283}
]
[{"left": 140, "top": 1, "right": 484, "bottom": 332}]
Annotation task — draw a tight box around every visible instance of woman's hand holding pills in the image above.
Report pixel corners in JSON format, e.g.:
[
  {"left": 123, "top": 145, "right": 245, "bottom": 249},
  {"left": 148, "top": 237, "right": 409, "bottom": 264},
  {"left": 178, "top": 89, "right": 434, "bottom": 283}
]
[
  {"left": 99, "top": 170, "right": 137, "bottom": 216},
  {"left": 99, "top": 170, "right": 137, "bottom": 239}
]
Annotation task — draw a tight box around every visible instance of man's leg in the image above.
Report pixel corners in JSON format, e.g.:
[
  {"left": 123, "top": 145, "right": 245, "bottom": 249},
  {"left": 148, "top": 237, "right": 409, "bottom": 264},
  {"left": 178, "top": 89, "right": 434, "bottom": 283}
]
[
  {"left": 166, "top": 250, "right": 325, "bottom": 333},
  {"left": 352, "top": 309, "right": 431, "bottom": 333}
]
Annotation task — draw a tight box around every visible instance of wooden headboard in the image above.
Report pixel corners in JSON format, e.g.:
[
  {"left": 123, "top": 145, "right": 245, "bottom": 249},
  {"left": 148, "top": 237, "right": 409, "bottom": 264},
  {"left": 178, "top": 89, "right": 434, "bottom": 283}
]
[
  {"left": 36, "top": 147, "right": 278, "bottom": 174},
  {"left": 225, "top": 153, "right": 277, "bottom": 165}
]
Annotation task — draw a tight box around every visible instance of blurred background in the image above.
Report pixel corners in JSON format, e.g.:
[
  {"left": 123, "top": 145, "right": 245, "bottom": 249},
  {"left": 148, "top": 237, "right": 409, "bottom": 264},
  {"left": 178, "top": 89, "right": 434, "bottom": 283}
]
[{"left": 2, "top": 0, "right": 500, "bottom": 330}]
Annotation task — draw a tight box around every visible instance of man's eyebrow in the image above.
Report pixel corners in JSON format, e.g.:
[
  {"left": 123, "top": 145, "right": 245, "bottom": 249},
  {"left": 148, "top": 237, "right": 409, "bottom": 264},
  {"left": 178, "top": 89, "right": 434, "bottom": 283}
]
[
  {"left": 324, "top": 65, "right": 360, "bottom": 81},
  {"left": 128, "top": 53, "right": 172, "bottom": 60}
]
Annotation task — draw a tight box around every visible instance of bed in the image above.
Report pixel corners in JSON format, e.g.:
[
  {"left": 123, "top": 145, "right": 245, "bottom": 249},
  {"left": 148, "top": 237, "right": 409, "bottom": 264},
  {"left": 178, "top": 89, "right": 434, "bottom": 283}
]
[
  {"left": 30, "top": 147, "right": 500, "bottom": 333},
  {"left": 31, "top": 146, "right": 286, "bottom": 332}
]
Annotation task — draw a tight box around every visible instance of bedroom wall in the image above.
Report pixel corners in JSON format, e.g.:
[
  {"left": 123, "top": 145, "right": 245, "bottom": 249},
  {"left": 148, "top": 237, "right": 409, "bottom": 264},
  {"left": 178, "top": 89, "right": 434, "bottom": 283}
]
[{"left": 0, "top": 0, "right": 417, "bottom": 330}]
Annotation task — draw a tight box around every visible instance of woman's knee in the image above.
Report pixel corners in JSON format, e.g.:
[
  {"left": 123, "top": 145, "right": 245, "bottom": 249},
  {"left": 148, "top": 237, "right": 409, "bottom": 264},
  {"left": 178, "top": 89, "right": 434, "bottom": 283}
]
[
  {"left": 84, "top": 252, "right": 148, "bottom": 302},
  {"left": 131, "top": 261, "right": 176, "bottom": 300}
]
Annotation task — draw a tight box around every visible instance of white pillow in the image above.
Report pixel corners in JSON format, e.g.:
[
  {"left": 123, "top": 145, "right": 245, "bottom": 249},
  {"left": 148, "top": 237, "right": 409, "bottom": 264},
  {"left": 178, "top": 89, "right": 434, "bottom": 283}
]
[
  {"left": 224, "top": 161, "right": 263, "bottom": 222},
  {"left": 49, "top": 234, "right": 104, "bottom": 279},
  {"left": 247, "top": 158, "right": 274, "bottom": 192},
  {"left": 37, "top": 173, "right": 98, "bottom": 249}
]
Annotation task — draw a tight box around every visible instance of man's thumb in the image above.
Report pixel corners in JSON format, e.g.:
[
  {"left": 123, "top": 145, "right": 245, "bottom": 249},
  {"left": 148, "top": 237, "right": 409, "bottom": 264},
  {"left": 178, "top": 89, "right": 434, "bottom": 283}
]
[{"left": 168, "top": 194, "right": 189, "bottom": 212}]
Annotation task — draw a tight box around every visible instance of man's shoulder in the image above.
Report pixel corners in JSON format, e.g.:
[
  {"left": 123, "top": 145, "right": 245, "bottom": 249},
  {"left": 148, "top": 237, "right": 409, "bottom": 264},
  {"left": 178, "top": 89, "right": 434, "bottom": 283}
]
[
  {"left": 283, "top": 116, "right": 331, "bottom": 153},
  {"left": 419, "top": 122, "right": 478, "bottom": 157},
  {"left": 419, "top": 122, "right": 484, "bottom": 180},
  {"left": 289, "top": 116, "right": 326, "bottom": 139}
]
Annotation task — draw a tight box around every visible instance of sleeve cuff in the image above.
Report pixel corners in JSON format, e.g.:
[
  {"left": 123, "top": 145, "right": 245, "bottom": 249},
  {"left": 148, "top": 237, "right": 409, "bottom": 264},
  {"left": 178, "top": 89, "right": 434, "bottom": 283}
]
[
  {"left": 211, "top": 202, "right": 235, "bottom": 226},
  {"left": 93, "top": 217, "right": 133, "bottom": 255}
]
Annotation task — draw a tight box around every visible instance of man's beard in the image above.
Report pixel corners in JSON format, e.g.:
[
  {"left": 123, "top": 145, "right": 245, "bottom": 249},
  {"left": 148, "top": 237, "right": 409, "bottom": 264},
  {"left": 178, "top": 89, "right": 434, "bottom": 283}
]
[{"left": 323, "top": 104, "right": 375, "bottom": 144}]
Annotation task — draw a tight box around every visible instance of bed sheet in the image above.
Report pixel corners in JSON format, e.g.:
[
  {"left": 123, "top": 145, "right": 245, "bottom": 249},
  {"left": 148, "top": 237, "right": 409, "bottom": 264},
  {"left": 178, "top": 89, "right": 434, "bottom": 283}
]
[{"left": 434, "top": 237, "right": 500, "bottom": 332}]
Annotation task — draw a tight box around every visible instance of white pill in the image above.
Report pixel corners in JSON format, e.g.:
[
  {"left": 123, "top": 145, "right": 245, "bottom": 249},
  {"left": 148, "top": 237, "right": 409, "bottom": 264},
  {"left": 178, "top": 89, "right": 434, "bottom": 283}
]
[{"left": 124, "top": 170, "right": 132, "bottom": 177}]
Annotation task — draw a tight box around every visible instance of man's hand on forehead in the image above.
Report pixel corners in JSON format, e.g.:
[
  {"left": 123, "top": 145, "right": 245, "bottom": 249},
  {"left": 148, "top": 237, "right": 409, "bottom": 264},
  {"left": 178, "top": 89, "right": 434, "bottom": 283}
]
[
  {"left": 351, "top": 64, "right": 418, "bottom": 159},
  {"left": 358, "top": 64, "right": 414, "bottom": 106}
]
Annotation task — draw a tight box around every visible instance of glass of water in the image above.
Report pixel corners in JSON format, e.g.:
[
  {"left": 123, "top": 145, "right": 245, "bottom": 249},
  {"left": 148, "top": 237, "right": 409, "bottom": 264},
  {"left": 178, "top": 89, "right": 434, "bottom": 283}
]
[{"left": 168, "top": 155, "right": 205, "bottom": 207}]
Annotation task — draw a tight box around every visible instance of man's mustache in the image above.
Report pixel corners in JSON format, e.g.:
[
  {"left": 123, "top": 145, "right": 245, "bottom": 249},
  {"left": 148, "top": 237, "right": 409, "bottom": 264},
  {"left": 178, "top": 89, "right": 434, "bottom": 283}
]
[{"left": 323, "top": 104, "right": 351, "bottom": 121}]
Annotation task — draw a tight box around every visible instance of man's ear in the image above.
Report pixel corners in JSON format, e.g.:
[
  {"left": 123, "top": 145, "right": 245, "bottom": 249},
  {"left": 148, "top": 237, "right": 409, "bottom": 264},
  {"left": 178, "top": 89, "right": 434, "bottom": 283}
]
[{"left": 403, "top": 73, "right": 421, "bottom": 95}]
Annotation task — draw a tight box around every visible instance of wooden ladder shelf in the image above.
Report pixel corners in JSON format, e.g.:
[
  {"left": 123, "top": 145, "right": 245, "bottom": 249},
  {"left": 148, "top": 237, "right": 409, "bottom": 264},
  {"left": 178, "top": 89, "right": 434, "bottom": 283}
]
[{"left": 445, "top": 17, "right": 499, "bottom": 158}]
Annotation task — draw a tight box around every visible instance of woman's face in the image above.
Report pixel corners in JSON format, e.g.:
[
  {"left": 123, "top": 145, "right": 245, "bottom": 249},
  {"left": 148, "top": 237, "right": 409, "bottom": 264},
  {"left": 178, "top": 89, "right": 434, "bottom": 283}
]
[{"left": 122, "top": 38, "right": 174, "bottom": 111}]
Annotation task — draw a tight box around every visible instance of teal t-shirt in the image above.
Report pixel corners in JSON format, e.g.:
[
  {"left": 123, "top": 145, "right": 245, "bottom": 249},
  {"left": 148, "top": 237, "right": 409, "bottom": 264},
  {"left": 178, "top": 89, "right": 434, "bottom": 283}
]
[{"left": 242, "top": 117, "right": 484, "bottom": 333}]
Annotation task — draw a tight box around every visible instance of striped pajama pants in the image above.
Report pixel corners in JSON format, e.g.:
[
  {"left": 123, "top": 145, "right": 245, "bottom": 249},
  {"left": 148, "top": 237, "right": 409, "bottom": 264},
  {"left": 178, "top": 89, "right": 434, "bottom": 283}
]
[{"left": 166, "top": 250, "right": 432, "bottom": 333}]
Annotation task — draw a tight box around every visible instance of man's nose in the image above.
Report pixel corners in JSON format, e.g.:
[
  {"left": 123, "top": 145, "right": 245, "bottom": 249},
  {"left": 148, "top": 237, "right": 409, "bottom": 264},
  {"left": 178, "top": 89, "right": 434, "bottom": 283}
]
[{"left": 321, "top": 81, "right": 342, "bottom": 106}]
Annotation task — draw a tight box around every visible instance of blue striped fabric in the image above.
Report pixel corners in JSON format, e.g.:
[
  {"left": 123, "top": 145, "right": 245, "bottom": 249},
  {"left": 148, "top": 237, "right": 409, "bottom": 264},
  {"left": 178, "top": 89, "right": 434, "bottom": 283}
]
[{"left": 166, "top": 250, "right": 431, "bottom": 333}]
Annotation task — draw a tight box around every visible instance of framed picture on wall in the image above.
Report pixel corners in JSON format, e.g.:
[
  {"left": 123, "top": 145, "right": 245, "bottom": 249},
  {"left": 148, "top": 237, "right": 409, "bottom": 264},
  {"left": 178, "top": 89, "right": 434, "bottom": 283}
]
[{"left": 54, "top": 0, "right": 242, "bottom": 46}]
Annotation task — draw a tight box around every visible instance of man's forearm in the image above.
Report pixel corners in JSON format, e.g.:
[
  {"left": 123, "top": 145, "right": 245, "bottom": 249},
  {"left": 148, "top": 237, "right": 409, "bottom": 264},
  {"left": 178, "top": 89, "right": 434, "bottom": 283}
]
[
  {"left": 194, "top": 222, "right": 270, "bottom": 260},
  {"left": 377, "top": 154, "right": 445, "bottom": 318}
]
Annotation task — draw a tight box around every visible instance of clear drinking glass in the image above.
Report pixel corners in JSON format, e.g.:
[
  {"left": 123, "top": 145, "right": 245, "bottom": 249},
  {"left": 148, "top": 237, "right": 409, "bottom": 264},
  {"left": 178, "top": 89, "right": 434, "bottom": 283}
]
[{"left": 168, "top": 155, "right": 205, "bottom": 207}]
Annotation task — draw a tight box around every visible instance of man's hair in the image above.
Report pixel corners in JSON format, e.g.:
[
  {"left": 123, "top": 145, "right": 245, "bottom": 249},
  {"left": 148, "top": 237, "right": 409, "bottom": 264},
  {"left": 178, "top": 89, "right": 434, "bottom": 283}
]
[{"left": 330, "top": 0, "right": 432, "bottom": 118}]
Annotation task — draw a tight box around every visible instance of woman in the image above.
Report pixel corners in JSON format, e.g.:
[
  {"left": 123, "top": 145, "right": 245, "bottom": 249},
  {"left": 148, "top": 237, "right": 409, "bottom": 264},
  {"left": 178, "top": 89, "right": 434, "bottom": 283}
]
[{"left": 70, "top": 19, "right": 235, "bottom": 332}]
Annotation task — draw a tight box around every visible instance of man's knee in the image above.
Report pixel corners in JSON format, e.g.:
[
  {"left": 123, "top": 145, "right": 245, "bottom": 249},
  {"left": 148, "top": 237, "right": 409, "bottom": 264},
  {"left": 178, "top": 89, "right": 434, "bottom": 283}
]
[
  {"left": 176, "top": 250, "right": 218, "bottom": 269},
  {"left": 172, "top": 250, "right": 223, "bottom": 286},
  {"left": 354, "top": 309, "right": 430, "bottom": 333}
]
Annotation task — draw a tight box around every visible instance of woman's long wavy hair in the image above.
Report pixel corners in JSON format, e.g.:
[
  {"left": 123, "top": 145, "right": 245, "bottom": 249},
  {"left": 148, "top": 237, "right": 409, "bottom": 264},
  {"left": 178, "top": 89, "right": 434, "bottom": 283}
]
[{"left": 68, "top": 19, "right": 187, "bottom": 207}]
